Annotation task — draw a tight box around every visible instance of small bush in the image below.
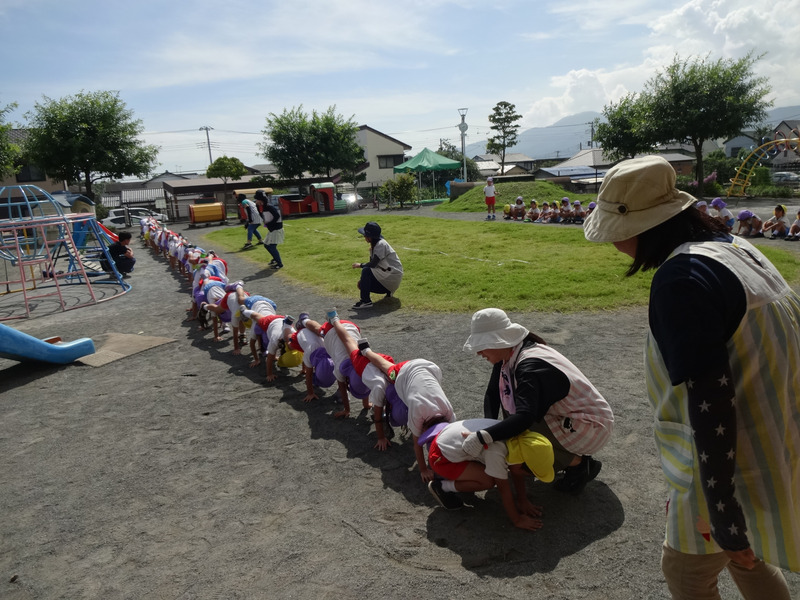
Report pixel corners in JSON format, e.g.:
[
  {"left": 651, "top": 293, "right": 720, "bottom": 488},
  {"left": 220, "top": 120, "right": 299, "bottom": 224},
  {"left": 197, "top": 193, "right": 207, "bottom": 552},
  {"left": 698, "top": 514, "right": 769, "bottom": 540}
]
[
  {"left": 95, "top": 203, "right": 109, "bottom": 220},
  {"left": 748, "top": 185, "right": 794, "bottom": 198}
]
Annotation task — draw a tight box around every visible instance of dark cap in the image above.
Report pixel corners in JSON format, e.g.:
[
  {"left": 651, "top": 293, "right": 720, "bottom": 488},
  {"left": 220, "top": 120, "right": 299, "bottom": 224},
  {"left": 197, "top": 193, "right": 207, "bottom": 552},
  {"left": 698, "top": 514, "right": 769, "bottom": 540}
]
[{"left": 358, "top": 221, "right": 382, "bottom": 238}]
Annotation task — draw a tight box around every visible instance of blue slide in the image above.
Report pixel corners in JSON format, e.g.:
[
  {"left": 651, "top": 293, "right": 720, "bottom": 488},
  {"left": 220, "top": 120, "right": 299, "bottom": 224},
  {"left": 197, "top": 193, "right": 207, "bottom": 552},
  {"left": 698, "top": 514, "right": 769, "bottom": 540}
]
[{"left": 0, "top": 322, "right": 95, "bottom": 364}]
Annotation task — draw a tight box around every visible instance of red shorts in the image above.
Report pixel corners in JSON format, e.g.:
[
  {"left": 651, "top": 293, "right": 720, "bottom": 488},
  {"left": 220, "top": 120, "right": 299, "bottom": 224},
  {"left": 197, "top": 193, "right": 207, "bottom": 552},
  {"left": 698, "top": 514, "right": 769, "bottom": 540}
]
[
  {"left": 349, "top": 349, "right": 395, "bottom": 377},
  {"left": 349, "top": 349, "right": 369, "bottom": 376},
  {"left": 386, "top": 360, "right": 409, "bottom": 382},
  {"left": 428, "top": 435, "right": 468, "bottom": 480},
  {"left": 485, "top": 196, "right": 496, "bottom": 206}
]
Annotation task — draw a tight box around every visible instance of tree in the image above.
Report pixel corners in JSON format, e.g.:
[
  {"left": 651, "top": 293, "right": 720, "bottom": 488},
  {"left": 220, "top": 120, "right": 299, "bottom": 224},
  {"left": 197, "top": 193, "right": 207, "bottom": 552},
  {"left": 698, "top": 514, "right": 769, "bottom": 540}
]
[
  {"left": 307, "top": 107, "right": 363, "bottom": 177},
  {"left": 206, "top": 155, "right": 248, "bottom": 213},
  {"left": 380, "top": 173, "right": 417, "bottom": 208},
  {"left": 24, "top": 90, "right": 159, "bottom": 200},
  {"left": 486, "top": 101, "right": 522, "bottom": 171},
  {"left": 594, "top": 93, "right": 654, "bottom": 161},
  {"left": 260, "top": 105, "right": 364, "bottom": 180},
  {"left": 643, "top": 52, "right": 772, "bottom": 182},
  {"left": 435, "top": 139, "right": 482, "bottom": 182},
  {"left": 0, "top": 101, "right": 20, "bottom": 179}
]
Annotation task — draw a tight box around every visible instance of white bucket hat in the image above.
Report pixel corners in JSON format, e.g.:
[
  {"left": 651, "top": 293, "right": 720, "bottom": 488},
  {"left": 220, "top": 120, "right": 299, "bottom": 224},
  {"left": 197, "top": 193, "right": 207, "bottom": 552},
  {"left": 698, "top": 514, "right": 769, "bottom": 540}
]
[
  {"left": 463, "top": 308, "right": 529, "bottom": 353},
  {"left": 583, "top": 155, "right": 697, "bottom": 243}
]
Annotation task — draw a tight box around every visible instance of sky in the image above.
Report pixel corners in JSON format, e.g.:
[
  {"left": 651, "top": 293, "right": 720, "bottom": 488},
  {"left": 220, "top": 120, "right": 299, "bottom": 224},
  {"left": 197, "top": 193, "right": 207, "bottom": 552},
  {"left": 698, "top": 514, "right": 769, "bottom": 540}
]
[{"left": 3, "top": 0, "right": 799, "bottom": 175}]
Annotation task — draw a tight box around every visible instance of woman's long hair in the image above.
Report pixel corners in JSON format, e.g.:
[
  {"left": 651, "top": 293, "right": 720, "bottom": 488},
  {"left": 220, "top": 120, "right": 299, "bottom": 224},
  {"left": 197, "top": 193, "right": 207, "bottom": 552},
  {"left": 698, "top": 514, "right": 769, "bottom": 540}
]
[{"left": 626, "top": 206, "right": 729, "bottom": 276}]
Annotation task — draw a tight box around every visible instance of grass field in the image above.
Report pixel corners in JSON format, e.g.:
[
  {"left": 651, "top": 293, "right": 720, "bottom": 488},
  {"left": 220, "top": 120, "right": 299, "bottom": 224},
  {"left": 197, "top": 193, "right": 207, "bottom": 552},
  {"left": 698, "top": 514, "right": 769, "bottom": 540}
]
[
  {"left": 203, "top": 213, "right": 800, "bottom": 313},
  {"left": 434, "top": 180, "right": 598, "bottom": 213}
]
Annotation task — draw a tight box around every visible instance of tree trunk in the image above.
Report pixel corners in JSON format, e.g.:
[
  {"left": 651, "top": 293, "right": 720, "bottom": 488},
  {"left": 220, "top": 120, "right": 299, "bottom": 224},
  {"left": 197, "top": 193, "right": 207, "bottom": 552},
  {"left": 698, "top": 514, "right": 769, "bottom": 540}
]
[
  {"left": 693, "top": 139, "right": 704, "bottom": 186},
  {"left": 83, "top": 170, "right": 94, "bottom": 200}
]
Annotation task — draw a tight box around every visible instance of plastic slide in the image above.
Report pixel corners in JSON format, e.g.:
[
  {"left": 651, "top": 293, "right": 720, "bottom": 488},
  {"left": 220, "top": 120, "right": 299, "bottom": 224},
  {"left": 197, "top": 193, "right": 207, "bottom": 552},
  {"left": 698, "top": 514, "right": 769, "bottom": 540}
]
[
  {"left": 0, "top": 322, "right": 95, "bottom": 364},
  {"left": 96, "top": 222, "right": 119, "bottom": 243}
]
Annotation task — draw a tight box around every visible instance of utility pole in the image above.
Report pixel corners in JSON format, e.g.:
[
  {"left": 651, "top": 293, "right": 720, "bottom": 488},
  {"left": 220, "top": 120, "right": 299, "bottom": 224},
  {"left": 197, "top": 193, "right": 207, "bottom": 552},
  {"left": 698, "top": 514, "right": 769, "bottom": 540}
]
[
  {"left": 586, "top": 121, "right": 595, "bottom": 148},
  {"left": 199, "top": 126, "right": 214, "bottom": 165}
]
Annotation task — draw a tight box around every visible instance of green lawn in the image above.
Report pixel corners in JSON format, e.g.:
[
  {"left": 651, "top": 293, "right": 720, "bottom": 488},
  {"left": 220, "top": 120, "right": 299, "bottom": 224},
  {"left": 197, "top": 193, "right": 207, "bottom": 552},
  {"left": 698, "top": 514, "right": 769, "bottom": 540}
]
[
  {"left": 435, "top": 180, "right": 599, "bottom": 213},
  {"left": 202, "top": 214, "right": 800, "bottom": 313}
]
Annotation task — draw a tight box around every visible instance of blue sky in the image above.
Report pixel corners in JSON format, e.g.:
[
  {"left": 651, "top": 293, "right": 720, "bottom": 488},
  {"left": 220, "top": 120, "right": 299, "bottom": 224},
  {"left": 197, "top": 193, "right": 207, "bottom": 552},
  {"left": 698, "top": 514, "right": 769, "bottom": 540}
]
[{"left": 3, "top": 0, "right": 799, "bottom": 174}]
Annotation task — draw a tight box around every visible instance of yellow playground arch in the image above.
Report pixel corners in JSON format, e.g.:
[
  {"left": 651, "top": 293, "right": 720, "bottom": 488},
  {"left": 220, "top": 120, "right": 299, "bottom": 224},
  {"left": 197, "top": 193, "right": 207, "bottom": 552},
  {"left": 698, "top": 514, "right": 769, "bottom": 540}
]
[{"left": 727, "top": 131, "right": 800, "bottom": 197}]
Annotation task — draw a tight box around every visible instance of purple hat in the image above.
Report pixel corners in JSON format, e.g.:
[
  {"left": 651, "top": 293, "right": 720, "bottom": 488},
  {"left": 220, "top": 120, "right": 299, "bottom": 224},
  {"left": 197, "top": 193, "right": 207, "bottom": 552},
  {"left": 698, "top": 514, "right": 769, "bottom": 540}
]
[
  {"left": 737, "top": 210, "right": 754, "bottom": 221},
  {"left": 561, "top": 197, "right": 570, "bottom": 204},
  {"left": 710, "top": 197, "right": 726, "bottom": 209},
  {"left": 573, "top": 200, "right": 581, "bottom": 206},
  {"left": 588, "top": 201, "right": 597, "bottom": 209}
]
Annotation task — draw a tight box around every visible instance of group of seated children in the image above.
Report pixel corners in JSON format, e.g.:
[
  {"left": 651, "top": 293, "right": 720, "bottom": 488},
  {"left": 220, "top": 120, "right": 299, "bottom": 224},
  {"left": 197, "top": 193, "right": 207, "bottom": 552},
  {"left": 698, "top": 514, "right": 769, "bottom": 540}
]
[
  {"left": 503, "top": 196, "right": 596, "bottom": 224},
  {"left": 731, "top": 203, "right": 800, "bottom": 241},
  {"left": 697, "top": 198, "right": 799, "bottom": 241}
]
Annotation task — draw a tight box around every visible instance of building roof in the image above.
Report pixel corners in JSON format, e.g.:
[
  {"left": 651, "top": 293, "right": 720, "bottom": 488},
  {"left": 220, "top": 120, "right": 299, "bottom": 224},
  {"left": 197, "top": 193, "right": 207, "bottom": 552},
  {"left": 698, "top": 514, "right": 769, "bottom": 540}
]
[
  {"left": 357, "top": 125, "right": 412, "bottom": 151},
  {"left": 554, "top": 148, "right": 614, "bottom": 169}
]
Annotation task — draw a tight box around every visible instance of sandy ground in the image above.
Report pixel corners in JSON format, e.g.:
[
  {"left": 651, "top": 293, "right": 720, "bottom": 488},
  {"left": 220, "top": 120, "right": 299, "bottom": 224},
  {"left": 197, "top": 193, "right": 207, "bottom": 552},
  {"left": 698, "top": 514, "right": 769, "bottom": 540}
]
[{"left": 1, "top": 204, "right": 799, "bottom": 600}]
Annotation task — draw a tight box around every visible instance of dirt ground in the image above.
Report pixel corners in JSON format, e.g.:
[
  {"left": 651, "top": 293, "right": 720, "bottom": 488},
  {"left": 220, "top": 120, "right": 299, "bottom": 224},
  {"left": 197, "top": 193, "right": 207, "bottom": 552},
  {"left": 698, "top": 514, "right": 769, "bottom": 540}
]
[{"left": 1, "top": 204, "right": 799, "bottom": 600}]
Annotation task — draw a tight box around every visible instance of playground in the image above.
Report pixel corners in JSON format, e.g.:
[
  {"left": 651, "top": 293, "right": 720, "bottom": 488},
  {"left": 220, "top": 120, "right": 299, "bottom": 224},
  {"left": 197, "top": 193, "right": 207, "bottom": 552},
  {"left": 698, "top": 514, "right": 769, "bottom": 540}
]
[{"left": 1, "top": 197, "right": 799, "bottom": 599}]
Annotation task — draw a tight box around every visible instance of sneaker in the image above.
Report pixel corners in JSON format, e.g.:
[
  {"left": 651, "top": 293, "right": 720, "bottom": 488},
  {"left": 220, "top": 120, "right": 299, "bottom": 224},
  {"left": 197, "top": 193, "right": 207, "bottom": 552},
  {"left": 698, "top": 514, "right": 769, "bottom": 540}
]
[
  {"left": 326, "top": 308, "right": 339, "bottom": 323},
  {"left": 427, "top": 480, "right": 464, "bottom": 510},
  {"left": 271, "top": 264, "right": 283, "bottom": 269},
  {"left": 491, "top": 214, "right": 496, "bottom": 220},
  {"left": 352, "top": 300, "right": 373, "bottom": 309},
  {"left": 485, "top": 215, "right": 492, "bottom": 221},
  {"left": 243, "top": 242, "right": 253, "bottom": 248},
  {"left": 121, "top": 273, "right": 131, "bottom": 279},
  {"left": 553, "top": 456, "right": 602, "bottom": 494},
  {"left": 222, "top": 324, "right": 231, "bottom": 334}
]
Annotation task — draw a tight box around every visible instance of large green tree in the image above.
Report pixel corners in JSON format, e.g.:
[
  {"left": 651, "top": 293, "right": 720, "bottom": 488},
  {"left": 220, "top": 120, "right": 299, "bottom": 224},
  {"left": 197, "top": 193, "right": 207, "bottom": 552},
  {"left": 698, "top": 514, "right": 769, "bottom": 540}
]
[
  {"left": 206, "top": 155, "right": 247, "bottom": 212},
  {"left": 24, "top": 90, "right": 159, "bottom": 199},
  {"left": 260, "top": 105, "right": 363, "bottom": 180},
  {"left": 486, "top": 101, "right": 522, "bottom": 171},
  {"left": 643, "top": 52, "right": 771, "bottom": 182},
  {"left": 593, "top": 93, "right": 654, "bottom": 161},
  {"left": 436, "top": 139, "right": 481, "bottom": 182},
  {"left": 0, "top": 102, "right": 21, "bottom": 179}
]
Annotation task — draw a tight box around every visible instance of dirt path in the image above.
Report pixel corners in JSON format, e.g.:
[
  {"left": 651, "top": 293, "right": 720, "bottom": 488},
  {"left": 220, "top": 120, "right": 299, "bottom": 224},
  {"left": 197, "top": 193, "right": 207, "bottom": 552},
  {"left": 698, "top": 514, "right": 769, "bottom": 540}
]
[{"left": 1, "top": 209, "right": 798, "bottom": 599}]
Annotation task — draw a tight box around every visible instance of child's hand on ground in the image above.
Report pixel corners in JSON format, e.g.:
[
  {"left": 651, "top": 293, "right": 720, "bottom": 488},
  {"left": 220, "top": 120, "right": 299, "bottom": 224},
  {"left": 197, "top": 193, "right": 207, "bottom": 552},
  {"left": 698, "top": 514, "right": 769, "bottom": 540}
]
[
  {"left": 512, "top": 514, "right": 543, "bottom": 532},
  {"left": 232, "top": 348, "right": 241, "bottom": 356},
  {"left": 303, "top": 392, "right": 318, "bottom": 403},
  {"left": 249, "top": 359, "right": 260, "bottom": 369},
  {"left": 419, "top": 466, "right": 434, "bottom": 483},
  {"left": 333, "top": 409, "right": 350, "bottom": 419},
  {"left": 374, "top": 437, "right": 391, "bottom": 451},
  {"left": 266, "top": 373, "right": 277, "bottom": 382},
  {"left": 517, "top": 498, "right": 543, "bottom": 517}
]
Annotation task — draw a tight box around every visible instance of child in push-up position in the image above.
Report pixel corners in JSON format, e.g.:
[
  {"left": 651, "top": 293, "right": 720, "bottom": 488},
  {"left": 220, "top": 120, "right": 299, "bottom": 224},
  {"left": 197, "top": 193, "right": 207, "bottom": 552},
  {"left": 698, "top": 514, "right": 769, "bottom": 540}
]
[{"left": 351, "top": 333, "right": 456, "bottom": 484}]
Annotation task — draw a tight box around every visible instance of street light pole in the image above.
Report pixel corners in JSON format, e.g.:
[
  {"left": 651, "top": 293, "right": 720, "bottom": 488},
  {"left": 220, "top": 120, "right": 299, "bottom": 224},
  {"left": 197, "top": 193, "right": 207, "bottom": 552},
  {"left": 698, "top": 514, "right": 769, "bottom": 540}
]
[{"left": 458, "top": 108, "right": 468, "bottom": 181}]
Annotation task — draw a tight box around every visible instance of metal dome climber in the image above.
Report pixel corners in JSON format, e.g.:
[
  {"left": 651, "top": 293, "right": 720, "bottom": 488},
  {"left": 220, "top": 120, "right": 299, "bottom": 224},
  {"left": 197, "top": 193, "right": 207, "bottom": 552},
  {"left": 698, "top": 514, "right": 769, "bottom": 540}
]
[
  {"left": 0, "top": 185, "right": 130, "bottom": 320},
  {"left": 726, "top": 131, "right": 800, "bottom": 198}
]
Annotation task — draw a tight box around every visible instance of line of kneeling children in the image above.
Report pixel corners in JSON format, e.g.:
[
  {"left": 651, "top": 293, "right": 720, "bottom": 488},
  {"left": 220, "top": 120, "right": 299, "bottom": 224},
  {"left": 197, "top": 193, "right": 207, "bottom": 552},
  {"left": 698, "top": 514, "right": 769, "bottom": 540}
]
[{"left": 137, "top": 215, "right": 580, "bottom": 532}]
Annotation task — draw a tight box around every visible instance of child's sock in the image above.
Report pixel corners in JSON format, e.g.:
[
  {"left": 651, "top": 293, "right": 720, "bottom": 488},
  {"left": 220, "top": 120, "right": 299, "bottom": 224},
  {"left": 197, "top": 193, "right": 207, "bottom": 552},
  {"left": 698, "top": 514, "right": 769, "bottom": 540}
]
[{"left": 441, "top": 480, "right": 457, "bottom": 493}]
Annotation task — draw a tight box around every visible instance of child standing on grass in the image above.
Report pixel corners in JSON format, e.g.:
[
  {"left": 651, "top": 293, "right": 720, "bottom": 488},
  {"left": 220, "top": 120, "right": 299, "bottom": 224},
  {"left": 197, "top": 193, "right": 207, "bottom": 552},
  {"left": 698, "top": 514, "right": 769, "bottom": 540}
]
[{"left": 483, "top": 177, "right": 497, "bottom": 221}]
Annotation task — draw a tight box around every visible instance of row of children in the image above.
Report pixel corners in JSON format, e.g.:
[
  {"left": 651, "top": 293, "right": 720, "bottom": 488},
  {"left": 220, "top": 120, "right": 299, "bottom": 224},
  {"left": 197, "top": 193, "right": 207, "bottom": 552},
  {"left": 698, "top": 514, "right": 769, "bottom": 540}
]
[
  {"left": 700, "top": 199, "right": 800, "bottom": 240},
  {"left": 503, "top": 196, "right": 597, "bottom": 223},
  {"left": 137, "top": 215, "right": 609, "bottom": 531}
]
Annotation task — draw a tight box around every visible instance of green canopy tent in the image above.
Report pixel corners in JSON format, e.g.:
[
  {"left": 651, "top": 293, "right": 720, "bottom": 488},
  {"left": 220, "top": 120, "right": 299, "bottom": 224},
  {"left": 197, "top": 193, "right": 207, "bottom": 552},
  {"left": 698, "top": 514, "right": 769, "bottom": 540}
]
[{"left": 393, "top": 148, "right": 461, "bottom": 200}]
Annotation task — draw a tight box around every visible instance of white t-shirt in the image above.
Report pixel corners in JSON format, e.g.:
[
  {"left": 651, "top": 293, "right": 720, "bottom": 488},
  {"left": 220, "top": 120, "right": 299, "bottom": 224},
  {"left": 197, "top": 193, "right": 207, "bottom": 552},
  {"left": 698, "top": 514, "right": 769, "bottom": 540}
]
[
  {"left": 245, "top": 300, "right": 276, "bottom": 341},
  {"left": 370, "top": 239, "right": 403, "bottom": 292},
  {"left": 483, "top": 185, "right": 496, "bottom": 198},
  {"left": 361, "top": 363, "right": 389, "bottom": 407},
  {"left": 297, "top": 329, "right": 325, "bottom": 368},
  {"left": 435, "top": 418, "right": 508, "bottom": 480},
  {"left": 323, "top": 321, "right": 360, "bottom": 381},
  {"left": 394, "top": 358, "right": 455, "bottom": 437},
  {"left": 265, "top": 319, "right": 286, "bottom": 356}
]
